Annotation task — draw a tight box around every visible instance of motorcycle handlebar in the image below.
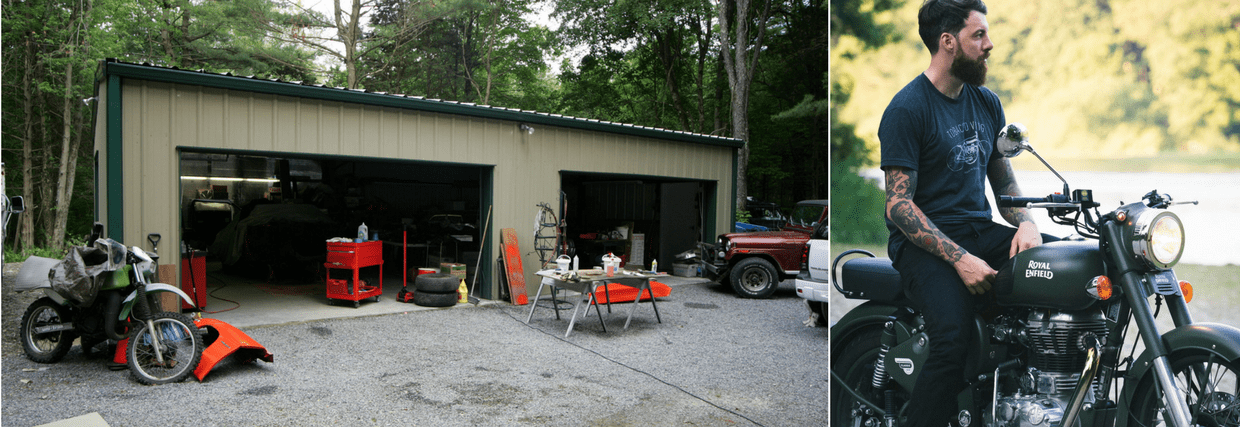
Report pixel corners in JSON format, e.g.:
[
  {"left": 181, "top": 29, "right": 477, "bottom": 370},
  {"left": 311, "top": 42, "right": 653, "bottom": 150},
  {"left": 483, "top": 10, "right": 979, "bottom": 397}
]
[{"left": 998, "top": 196, "right": 1048, "bottom": 208}]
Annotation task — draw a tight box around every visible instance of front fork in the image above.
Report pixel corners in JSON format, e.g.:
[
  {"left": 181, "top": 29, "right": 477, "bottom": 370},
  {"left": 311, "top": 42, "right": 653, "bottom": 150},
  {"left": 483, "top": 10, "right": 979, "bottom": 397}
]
[
  {"left": 131, "top": 281, "right": 168, "bottom": 366},
  {"left": 1122, "top": 269, "right": 1195, "bottom": 427}
]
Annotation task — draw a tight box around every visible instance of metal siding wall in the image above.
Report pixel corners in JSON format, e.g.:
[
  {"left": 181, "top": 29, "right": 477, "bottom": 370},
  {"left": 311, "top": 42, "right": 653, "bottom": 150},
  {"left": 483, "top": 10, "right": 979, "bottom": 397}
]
[
  {"left": 120, "top": 79, "right": 733, "bottom": 297},
  {"left": 122, "top": 82, "right": 179, "bottom": 255}
]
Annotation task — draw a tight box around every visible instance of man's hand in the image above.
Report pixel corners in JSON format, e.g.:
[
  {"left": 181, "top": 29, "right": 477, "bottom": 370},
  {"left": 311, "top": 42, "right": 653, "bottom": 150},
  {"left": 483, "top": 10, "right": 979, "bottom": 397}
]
[
  {"left": 954, "top": 253, "right": 997, "bottom": 295},
  {"left": 1009, "top": 221, "right": 1042, "bottom": 258}
]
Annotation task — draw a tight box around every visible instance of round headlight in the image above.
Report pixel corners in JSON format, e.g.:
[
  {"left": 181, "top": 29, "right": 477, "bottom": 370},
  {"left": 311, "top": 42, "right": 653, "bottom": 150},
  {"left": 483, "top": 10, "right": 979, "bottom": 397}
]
[{"left": 1132, "top": 210, "right": 1184, "bottom": 269}]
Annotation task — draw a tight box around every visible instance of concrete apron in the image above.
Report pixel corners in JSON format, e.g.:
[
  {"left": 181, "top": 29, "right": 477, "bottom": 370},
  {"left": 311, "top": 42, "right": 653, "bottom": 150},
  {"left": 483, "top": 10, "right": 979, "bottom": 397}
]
[{"left": 190, "top": 264, "right": 709, "bottom": 329}]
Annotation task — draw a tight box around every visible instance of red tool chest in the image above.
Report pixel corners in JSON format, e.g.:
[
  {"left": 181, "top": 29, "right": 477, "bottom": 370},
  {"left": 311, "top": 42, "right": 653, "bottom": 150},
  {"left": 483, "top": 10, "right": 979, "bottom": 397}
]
[{"left": 324, "top": 241, "right": 383, "bottom": 307}]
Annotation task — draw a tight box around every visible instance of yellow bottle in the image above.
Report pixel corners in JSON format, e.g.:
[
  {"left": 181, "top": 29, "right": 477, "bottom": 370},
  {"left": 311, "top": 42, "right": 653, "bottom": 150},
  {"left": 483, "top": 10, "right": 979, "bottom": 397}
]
[{"left": 457, "top": 279, "right": 469, "bottom": 304}]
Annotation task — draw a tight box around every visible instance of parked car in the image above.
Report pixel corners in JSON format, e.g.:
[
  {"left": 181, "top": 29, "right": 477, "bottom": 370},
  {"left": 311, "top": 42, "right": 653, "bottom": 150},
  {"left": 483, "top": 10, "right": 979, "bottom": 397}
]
[
  {"left": 697, "top": 199, "right": 828, "bottom": 298},
  {"left": 795, "top": 221, "right": 828, "bottom": 326}
]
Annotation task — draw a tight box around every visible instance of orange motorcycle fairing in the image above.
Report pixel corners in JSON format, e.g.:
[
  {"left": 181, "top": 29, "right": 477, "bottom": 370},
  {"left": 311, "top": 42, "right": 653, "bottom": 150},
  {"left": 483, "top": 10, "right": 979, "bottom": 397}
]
[{"left": 193, "top": 318, "right": 274, "bottom": 381}]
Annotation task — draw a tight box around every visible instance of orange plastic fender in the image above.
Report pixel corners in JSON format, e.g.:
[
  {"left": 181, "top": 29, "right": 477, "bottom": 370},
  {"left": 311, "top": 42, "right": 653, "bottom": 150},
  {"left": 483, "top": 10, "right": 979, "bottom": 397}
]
[{"left": 194, "top": 318, "right": 274, "bottom": 381}]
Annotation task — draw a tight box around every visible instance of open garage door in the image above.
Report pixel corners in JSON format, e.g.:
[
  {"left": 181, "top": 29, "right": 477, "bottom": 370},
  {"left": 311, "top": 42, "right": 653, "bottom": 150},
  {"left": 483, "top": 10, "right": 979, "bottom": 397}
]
[
  {"left": 178, "top": 150, "right": 494, "bottom": 310},
  {"left": 560, "top": 172, "right": 715, "bottom": 272}
]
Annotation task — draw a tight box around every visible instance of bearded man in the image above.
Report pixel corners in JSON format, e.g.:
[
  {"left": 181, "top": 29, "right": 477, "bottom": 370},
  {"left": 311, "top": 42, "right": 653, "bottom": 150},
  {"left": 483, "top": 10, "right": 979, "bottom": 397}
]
[{"left": 877, "top": 0, "right": 1056, "bottom": 425}]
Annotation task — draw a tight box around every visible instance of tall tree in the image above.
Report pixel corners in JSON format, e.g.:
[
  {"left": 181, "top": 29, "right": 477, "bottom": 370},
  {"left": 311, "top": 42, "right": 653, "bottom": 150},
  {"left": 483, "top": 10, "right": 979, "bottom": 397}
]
[
  {"left": 49, "top": 0, "right": 94, "bottom": 251},
  {"left": 361, "top": 0, "right": 556, "bottom": 109},
  {"left": 266, "top": 0, "right": 451, "bottom": 89},
  {"left": 717, "top": 0, "right": 773, "bottom": 211},
  {"left": 554, "top": 0, "right": 719, "bottom": 134}
]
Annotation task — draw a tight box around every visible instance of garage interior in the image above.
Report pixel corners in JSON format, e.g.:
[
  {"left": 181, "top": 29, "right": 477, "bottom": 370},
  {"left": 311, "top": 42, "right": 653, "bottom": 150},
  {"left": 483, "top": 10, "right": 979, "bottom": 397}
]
[
  {"left": 559, "top": 172, "right": 712, "bottom": 273},
  {"left": 178, "top": 149, "right": 492, "bottom": 316},
  {"left": 175, "top": 151, "right": 712, "bottom": 319}
]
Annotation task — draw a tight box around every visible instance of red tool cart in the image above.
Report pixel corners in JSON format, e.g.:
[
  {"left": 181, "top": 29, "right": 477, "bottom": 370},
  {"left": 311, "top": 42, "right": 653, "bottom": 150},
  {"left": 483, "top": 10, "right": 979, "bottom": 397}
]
[{"left": 324, "top": 241, "right": 383, "bottom": 307}]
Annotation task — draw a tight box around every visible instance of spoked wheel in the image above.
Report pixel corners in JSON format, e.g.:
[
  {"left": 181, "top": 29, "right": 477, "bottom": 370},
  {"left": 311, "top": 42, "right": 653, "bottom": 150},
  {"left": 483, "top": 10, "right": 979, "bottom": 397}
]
[
  {"left": 832, "top": 328, "right": 907, "bottom": 426},
  {"left": 20, "top": 297, "right": 78, "bottom": 363},
  {"left": 126, "top": 312, "right": 203, "bottom": 385},
  {"left": 1129, "top": 352, "right": 1240, "bottom": 426}
]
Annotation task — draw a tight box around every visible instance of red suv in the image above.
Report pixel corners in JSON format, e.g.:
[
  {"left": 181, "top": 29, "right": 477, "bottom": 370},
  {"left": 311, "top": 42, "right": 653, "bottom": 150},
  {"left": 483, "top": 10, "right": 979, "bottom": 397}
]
[{"left": 697, "top": 200, "right": 828, "bottom": 298}]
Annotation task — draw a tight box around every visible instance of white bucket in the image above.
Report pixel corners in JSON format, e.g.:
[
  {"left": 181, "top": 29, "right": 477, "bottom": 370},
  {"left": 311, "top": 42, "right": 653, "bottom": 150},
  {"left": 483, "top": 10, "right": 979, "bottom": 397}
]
[
  {"left": 555, "top": 254, "right": 572, "bottom": 272},
  {"left": 602, "top": 253, "right": 621, "bottom": 277}
]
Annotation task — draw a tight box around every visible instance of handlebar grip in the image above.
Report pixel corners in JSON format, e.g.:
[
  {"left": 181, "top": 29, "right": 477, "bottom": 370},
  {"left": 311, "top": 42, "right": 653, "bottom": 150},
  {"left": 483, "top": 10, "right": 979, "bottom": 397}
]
[{"left": 998, "top": 195, "right": 1046, "bottom": 207}]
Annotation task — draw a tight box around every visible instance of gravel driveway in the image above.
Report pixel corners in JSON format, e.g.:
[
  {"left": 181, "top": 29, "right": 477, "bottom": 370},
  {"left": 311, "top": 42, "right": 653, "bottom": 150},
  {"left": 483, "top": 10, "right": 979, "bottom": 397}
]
[{"left": 3, "top": 262, "right": 827, "bottom": 427}]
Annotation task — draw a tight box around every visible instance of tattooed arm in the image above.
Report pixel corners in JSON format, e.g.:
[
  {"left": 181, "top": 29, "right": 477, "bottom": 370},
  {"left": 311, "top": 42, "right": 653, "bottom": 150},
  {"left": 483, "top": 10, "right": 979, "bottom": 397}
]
[
  {"left": 987, "top": 156, "right": 1042, "bottom": 257},
  {"left": 886, "top": 166, "right": 997, "bottom": 294}
]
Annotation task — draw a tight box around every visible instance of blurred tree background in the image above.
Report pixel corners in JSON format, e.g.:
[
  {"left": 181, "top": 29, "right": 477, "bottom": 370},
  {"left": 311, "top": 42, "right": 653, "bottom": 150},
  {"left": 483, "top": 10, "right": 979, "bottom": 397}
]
[
  {"left": 831, "top": 0, "right": 1240, "bottom": 244},
  {"left": 2, "top": 0, "right": 827, "bottom": 254}
]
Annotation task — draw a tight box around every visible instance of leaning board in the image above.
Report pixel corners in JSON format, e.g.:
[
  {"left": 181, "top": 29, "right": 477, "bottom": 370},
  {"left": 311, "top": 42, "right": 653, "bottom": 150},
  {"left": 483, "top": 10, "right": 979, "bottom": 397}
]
[{"left": 500, "top": 228, "right": 529, "bottom": 305}]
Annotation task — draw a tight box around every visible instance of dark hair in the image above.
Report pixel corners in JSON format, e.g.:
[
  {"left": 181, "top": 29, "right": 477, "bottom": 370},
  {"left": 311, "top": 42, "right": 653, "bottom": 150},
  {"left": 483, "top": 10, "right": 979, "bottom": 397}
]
[{"left": 918, "top": 0, "right": 987, "bottom": 54}]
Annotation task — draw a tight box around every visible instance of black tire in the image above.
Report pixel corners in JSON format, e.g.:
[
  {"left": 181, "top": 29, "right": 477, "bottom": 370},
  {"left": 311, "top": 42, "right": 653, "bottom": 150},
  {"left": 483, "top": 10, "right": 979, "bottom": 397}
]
[
  {"left": 831, "top": 328, "right": 907, "bottom": 426},
  {"left": 1128, "top": 351, "right": 1240, "bottom": 426},
  {"left": 729, "top": 257, "right": 779, "bottom": 298},
  {"left": 414, "top": 291, "right": 458, "bottom": 308},
  {"left": 416, "top": 273, "right": 460, "bottom": 293},
  {"left": 127, "top": 312, "right": 203, "bottom": 385},
  {"left": 20, "top": 297, "right": 78, "bottom": 363}
]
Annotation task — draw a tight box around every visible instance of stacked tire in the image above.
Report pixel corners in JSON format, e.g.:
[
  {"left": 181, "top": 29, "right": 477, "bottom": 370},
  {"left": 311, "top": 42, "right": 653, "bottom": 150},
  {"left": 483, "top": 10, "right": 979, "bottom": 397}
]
[{"left": 413, "top": 273, "right": 459, "bottom": 307}]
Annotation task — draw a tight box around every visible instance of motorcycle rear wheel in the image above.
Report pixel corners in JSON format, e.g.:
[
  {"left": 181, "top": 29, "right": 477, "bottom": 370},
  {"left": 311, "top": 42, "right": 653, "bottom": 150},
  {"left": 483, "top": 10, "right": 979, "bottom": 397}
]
[
  {"left": 832, "top": 328, "right": 906, "bottom": 426},
  {"left": 126, "top": 312, "right": 203, "bottom": 385},
  {"left": 20, "top": 297, "right": 78, "bottom": 363},
  {"left": 1129, "top": 351, "right": 1240, "bottom": 427}
]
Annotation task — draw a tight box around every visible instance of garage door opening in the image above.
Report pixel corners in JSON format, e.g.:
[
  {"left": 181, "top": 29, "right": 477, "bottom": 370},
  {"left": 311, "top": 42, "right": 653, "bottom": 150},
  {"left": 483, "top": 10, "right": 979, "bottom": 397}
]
[
  {"left": 559, "top": 172, "right": 715, "bottom": 273},
  {"left": 178, "top": 150, "right": 493, "bottom": 312}
]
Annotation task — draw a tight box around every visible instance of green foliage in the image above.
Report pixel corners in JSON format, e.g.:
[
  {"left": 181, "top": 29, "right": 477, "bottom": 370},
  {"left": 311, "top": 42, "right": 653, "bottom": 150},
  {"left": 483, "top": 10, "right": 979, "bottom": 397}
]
[
  {"left": 736, "top": 209, "right": 753, "bottom": 224},
  {"left": 830, "top": 158, "right": 887, "bottom": 245},
  {"left": 830, "top": 115, "right": 887, "bottom": 244},
  {"left": 357, "top": 0, "right": 557, "bottom": 110},
  {"left": 833, "top": 0, "right": 1240, "bottom": 164},
  {"left": 3, "top": 232, "right": 86, "bottom": 263}
]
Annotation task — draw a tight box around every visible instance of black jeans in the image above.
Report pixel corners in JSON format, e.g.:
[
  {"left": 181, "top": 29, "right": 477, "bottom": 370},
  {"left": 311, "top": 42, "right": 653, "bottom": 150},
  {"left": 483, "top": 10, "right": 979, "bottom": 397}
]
[{"left": 890, "top": 221, "right": 1050, "bottom": 427}]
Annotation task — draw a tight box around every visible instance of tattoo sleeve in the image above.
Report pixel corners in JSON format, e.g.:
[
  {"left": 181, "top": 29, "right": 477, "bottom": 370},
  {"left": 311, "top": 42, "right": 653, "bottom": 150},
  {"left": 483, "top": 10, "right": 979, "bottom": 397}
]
[
  {"left": 988, "top": 156, "right": 1036, "bottom": 227},
  {"left": 885, "top": 167, "right": 967, "bottom": 264}
]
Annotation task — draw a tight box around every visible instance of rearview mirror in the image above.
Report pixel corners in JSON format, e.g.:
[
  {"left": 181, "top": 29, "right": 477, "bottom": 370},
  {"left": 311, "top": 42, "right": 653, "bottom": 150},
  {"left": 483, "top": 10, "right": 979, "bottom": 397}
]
[
  {"left": 997, "top": 123, "right": 1029, "bottom": 158},
  {"left": 7, "top": 196, "right": 24, "bottom": 213}
]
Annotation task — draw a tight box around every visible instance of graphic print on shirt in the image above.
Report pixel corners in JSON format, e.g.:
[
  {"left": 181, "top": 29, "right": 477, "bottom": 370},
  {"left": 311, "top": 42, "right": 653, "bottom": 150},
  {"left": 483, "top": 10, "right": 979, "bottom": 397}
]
[{"left": 945, "top": 121, "right": 988, "bottom": 173}]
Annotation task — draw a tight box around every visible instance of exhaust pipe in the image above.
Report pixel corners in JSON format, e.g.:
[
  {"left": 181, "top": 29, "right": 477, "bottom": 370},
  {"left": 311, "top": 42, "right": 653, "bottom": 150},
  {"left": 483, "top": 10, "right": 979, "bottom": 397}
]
[{"left": 1061, "top": 345, "right": 1102, "bottom": 427}]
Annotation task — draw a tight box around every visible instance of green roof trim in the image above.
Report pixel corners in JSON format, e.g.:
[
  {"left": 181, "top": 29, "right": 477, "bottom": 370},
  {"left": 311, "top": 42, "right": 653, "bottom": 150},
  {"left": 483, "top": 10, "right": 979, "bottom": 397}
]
[{"left": 99, "top": 60, "right": 745, "bottom": 149}]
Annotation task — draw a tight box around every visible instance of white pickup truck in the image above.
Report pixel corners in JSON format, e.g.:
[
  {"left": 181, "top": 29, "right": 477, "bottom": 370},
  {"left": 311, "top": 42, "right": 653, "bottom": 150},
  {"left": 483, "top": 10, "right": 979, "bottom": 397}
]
[{"left": 795, "top": 221, "right": 828, "bottom": 326}]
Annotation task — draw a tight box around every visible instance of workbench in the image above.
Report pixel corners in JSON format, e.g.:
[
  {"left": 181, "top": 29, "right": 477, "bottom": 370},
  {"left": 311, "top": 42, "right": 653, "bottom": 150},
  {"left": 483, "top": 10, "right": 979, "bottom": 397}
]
[{"left": 526, "top": 268, "right": 664, "bottom": 338}]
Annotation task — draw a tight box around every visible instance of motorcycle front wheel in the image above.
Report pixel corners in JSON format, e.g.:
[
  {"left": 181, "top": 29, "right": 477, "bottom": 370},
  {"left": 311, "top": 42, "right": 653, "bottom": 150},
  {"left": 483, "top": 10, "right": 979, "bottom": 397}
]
[
  {"left": 20, "top": 297, "right": 78, "bottom": 363},
  {"left": 1129, "top": 351, "right": 1240, "bottom": 426},
  {"left": 126, "top": 312, "right": 203, "bottom": 385},
  {"left": 832, "top": 328, "right": 906, "bottom": 426}
]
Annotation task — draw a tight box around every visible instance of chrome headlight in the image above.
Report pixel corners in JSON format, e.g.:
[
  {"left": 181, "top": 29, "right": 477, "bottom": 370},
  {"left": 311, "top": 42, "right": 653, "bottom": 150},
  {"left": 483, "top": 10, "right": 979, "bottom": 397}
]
[{"left": 1131, "top": 209, "right": 1185, "bottom": 269}]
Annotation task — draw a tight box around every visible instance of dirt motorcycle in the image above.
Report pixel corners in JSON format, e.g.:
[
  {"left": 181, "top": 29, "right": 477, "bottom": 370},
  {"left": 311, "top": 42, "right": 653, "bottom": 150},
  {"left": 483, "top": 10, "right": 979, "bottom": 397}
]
[
  {"left": 830, "top": 123, "right": 1240, "bottom": 427},
  {"left": 15, "top": 224, "right": 204, "bottom": 385}
]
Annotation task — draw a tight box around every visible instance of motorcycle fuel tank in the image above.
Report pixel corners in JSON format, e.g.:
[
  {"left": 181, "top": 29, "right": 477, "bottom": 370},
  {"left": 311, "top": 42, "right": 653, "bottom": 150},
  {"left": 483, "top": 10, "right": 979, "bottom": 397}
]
[{"left": 995, "top": 241, "right": 1105, "bottom": 311}]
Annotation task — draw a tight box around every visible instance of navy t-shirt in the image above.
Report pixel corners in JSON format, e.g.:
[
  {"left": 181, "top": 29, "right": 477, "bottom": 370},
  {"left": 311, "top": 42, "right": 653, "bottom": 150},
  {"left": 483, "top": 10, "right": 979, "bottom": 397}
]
[{"left": 879, "top": 73, "right": 1005, "bottom": 248}]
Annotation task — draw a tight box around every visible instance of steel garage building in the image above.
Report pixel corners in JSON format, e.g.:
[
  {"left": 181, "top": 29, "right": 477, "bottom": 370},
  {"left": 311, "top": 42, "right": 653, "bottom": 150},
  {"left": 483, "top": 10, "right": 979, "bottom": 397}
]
[{"left": 90, "top": 59, "right": 742, "bottom": 303}]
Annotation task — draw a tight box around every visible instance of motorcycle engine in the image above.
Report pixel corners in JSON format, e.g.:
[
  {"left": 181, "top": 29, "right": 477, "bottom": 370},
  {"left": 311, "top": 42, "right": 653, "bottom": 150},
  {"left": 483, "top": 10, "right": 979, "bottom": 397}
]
[{"left": 990, "top": 309, "right": 1108, "bottom": 427}]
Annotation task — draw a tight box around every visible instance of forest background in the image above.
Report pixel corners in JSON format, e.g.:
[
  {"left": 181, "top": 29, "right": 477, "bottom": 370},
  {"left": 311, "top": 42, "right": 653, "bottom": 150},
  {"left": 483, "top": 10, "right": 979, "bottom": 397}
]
[
  {"left": 2, "top": 0, "right": 828, "bottom": 255},
  {"left": 831, "top": 0, "right": 1240, "bottom": 244}
]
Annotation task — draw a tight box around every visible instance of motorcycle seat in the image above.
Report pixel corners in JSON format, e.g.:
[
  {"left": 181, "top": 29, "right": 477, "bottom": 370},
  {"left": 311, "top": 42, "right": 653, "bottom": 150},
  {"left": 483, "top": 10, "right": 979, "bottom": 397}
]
[{"left": 839, "top": 256, "right": 906, "bottom": 303}]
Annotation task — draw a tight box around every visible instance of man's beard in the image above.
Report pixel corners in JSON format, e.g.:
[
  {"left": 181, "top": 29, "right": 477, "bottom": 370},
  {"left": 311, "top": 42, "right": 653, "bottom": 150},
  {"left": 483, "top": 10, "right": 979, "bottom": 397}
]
[{"left": 951, "top": 47, "right": 988, "bottom": 86}]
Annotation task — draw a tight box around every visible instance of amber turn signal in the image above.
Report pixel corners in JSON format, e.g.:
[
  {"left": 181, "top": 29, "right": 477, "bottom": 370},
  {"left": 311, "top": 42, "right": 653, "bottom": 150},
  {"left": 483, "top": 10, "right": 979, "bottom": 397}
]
[
  {"left": 1087, "top": 275, "right": 1113, "bottom": 300},
  {"left": 1179, "top": 280, "right": 1193, "bottom": 303}
]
